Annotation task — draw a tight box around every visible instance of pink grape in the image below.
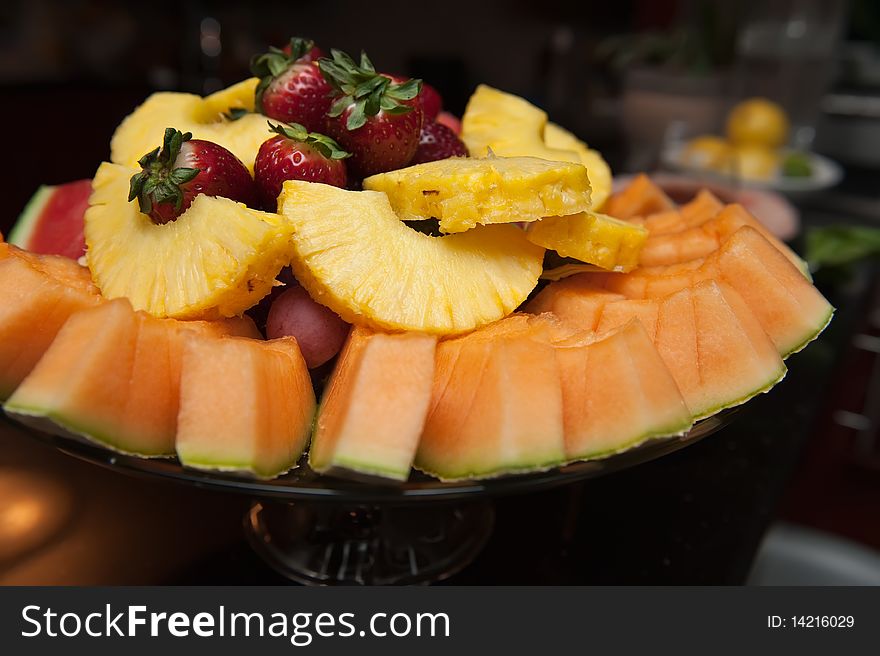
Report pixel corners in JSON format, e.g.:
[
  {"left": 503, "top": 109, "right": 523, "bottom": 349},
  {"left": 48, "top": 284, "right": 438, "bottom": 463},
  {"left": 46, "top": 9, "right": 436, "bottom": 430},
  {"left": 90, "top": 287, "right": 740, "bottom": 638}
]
[{"left": 266, "top": 285, "right": 350, "bottom": 368}]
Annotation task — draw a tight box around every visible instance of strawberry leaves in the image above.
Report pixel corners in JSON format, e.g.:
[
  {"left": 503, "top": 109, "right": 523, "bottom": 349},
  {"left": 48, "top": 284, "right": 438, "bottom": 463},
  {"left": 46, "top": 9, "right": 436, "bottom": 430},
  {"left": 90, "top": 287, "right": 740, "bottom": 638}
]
[
  {"left": 319, "top": 49, "right": 421, "bottom": 131},
  {"left": 267, "top": 121, "right": 350, "bottom": 160},
  {"left": 128, "top": 128, "right": 199, "bottom": 214}
]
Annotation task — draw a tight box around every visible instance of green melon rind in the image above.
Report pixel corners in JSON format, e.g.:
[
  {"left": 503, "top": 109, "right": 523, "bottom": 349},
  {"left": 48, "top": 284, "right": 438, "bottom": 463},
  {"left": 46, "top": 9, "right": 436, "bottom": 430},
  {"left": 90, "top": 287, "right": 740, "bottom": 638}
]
[
  {"left": 689, "top": 363, "right": 788, "bottom": 422},
  {"left": 414, "top": 445, "right": 568, "bottom": 483},
  {"left": 313, "top": 454, "right": 412, "bottom": 483},
  {"left": 781, "top": 306, "right": 834, "bottom": 359},
  {"left": 414, "top": 416, "right": 695, "bottom": 482},
  {"left": 8, "top": 185, "right": 54, "bottom": 248},
  {"left": 177, "top": 447, "right": 302, "bottom": 480},
  {"left": 3, "top": 403, "right": 173, "bottom": 458}
]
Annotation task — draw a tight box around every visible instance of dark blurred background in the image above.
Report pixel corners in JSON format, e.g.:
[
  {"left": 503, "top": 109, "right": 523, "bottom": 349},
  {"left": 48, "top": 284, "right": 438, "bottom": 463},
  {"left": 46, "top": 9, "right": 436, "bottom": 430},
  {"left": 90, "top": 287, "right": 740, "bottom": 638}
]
[{"left": 1, "top": 0, "right": 880, "bottom": 585}]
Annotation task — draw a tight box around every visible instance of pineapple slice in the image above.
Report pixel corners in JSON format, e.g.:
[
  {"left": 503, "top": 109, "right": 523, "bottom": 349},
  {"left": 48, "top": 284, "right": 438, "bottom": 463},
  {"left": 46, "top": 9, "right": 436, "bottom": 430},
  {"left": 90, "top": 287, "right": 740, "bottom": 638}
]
[
  {"left": 85, "top": 162, "right": 294, "bottom": 319},
  {"left": 461, "top": 84, "right": 611, "bottom": 209},
  {"left": 543, "top": 123, "right": 612, "bottom": 211},
  {"left": 526, "top": 212, "right": 648, "bottom": 273},
  {"left": 111, "top": 78, "right": 270, "bottom": 173},
  {"left": 363, "top": 156, "right": 590, "bottom": 233},
  {"left": 278, "top": 181, "right": 544, "bottom": 335},
  {"left": 461, "top": 85, "right": 646, "bottom": 270}
]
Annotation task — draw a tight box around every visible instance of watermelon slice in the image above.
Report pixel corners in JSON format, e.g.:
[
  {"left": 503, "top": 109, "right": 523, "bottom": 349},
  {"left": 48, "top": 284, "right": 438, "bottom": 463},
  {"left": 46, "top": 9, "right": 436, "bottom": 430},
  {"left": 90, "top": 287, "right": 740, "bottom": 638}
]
[
  {"left": 9, "top": 180, "right": 91, "bottom": 260},
  {"left": 310, "top": 326, "right": 437, "bottom": 481},
  {"left": 0, "top": 246, "right": 102, "bottom": 399},
  {"left": 3, "top": 298, "right": 260, "bottom": 455},
  {"left": 176, "top": 335, "right": 316, "bottom": 478}
]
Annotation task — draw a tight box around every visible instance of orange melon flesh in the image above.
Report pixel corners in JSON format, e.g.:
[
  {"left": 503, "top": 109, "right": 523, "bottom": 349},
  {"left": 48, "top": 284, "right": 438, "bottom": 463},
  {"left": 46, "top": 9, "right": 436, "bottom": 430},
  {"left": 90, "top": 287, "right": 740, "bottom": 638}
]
[
  {"left": 629, "top": 190, "right": 724, "bottom": 235},
  {"left": 3, "top": 298, "right": 259, "bottom": 455},
  {"left": 639, "top": 203, "right": 807, "bottom": 274},
  {"left": 529, "top": 278, "right": 786, "bottom": 419},
  {"left": 176, "top": 336, "right": 316, "bottom": 478},
  {"left": 310, "top": 327, "right": 437, "bottom": 481},
  {"left": 0, "top": 248, "right": 103, "bottom": 399},
  {"left": 554, "top": 319, "right": 692, "bottom": 459},
  {"left": 603, "top": 174, "right": 675, "bottom": 220},
  {"left": 588, "top": 227, "right": 834, "bottom": 356},
  {"left": 417, "top": 326, "right": 565, "bottom": 480}
]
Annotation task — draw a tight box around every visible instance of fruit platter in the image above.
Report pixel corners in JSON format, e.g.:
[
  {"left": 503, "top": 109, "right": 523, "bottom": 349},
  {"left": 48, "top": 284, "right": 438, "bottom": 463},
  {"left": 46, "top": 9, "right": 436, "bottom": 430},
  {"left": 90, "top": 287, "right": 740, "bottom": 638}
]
[{"left": 0, "top": 37, "right": 833, "bottom": 582}]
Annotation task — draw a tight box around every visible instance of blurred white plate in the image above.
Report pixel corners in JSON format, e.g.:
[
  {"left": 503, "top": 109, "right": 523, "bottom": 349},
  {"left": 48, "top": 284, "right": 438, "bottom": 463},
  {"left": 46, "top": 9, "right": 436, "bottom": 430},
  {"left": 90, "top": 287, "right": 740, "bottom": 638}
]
[{"left": 661, "top": 143, "right": 844, "bottom": 193}]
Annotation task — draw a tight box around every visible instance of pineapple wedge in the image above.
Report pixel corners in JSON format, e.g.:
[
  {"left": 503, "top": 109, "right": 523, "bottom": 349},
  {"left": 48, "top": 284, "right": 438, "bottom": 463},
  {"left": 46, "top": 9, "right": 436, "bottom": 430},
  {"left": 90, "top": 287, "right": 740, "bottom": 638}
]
[
  {"left": 111, "top": 78, "right": 270, "bottom": 173},
  {"left": 363, "top": 156, "right": 591, "bottom": 233},
  {"left": 461, "top": 84, "right": 611, "bottom": 209},
  {"left": 278, "top": 181, "right": 545, "bottom": 335},
  {"left": 526, "top": 212, "right": 648, "bottom": 273},
  {"left": 461, "top": 85, "right": 645, "bottom": 270},
  {"left": 85, "top": 162, "right": 294, "bottom": 319}
]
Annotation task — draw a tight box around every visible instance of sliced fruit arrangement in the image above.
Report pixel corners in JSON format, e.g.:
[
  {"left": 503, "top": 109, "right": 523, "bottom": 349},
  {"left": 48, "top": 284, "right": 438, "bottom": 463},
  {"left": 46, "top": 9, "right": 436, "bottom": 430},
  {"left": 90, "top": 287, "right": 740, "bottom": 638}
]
[
  {"left": 85, "top": 161, "right": 294, "bottom": 319},
  {"left": 278, "top": 180, "right": 545, "bottom": 334},
  {"left": 363, "top": 155, "right": 591, "bottom": 233},
  {"left": 4, "top": 298, "right": 259, "bottom": 456},
  {"left": 310, "top": 327, "right": 437, "bottom": 481},
  {"left": 0, "top": 245, "right": 102, "bottom": 399},
  {"left": 9, "top": 179, "right": 91, "bottom": 260},
  {"left": 176, "top": 335, "right": 315, "bottom": 478},
  {"left": 1, "top": 37, "right": 834, "bottom": 485}
]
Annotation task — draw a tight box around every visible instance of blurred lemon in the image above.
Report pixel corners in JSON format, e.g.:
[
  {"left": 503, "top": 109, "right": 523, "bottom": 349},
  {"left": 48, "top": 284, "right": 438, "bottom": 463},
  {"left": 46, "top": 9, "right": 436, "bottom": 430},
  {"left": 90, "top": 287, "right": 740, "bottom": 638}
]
[
  {"left": 729, "top": 143, "right": 780, "bottom": 181},
  {"left": 725, "top": 98, "right": 789, "bottom": 148},
  {"left": 682, "top": 135, "right": 732, "bottom": 170}
]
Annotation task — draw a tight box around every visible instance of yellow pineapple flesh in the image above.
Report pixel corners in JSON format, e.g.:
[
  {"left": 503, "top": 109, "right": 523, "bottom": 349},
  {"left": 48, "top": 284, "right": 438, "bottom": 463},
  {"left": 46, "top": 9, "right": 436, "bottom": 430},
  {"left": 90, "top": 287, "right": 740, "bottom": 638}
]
[
  {"left": 85, "top": 162, "right": 294, "bottom": 319},
  {"left": 363, "top": 156, "right": 590, "bottom": 233},
  {"left": 461, "top": 85, "right": 645, "bottom": 270},
  {"left": 111, "top": 79, "right": 270, "bottom": 173},
  {"left": 543, "top": 123, "right": 612, "bottom": 210},
  {"left": 526, "top": 212, "right": 648, "bottom": 273},
  {"left": 461, "top": 84, "right": 611, "bottom": 209},
  {"left": 278, "top": 181, "right": 545, "bottom": 335}
]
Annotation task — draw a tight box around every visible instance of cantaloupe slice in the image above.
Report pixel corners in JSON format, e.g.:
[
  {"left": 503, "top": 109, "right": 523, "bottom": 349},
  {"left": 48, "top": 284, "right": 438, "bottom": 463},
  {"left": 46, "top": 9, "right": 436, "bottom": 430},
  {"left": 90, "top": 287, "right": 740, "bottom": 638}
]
[
  {"left": 603, "top": 174, "right": 675, "bottom": 220},
  {"left": 530, "top": 279, "right": 786, "bottom": 419},
  {"left": 176, "top": 335, "right": 315, "bottom": 478},
  {"left": 310, "top": 327, "right": 437, "bottom": 481},
  {"left": 3, "top": 299, "right": 259, "bottom": 455},
  {"left": 0, "top": 247, "right": 103, "bottom": 399},
  {"left": 639, "top": 202, "right": 807, "bottom": 273},
  {"left": 554, "top": 319, "right": 692, "bottom": 459},
  {"left": 416, "top": 321, "right": 566, "bottom": 480},
  {"left": 584, "top": 227, "right": 833, "bottom": 356}
]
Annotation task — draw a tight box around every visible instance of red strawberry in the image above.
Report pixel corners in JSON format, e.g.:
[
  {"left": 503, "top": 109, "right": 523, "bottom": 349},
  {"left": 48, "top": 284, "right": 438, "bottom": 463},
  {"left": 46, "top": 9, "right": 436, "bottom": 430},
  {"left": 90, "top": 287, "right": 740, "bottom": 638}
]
[
  {"left": 251, "top": 37, "right": 333, "bottom": 133},
  {"left": 318, "top": 50, "right": 423, "bottom": 178},
  {"left": 419, "top": 83, "right": 443, "bottom": 122},
  {"left": 254, "top": 122, "right": 349, "bottom": 211},
  {"left": 436, "top": 111, "right": 462, "bottom": 135},
  {"left": 410, "top": 121, "right": 468, "bottom": 165},
  {"left": 128, "top": 128, "right": 255, "bottom": 225}
]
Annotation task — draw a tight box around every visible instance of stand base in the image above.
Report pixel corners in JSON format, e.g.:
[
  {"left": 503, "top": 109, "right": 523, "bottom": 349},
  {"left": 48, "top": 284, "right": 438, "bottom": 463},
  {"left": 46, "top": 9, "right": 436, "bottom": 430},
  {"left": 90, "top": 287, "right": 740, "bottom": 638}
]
[{"left": 244, "top": 500, "right": 494, "bottom": 585}]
